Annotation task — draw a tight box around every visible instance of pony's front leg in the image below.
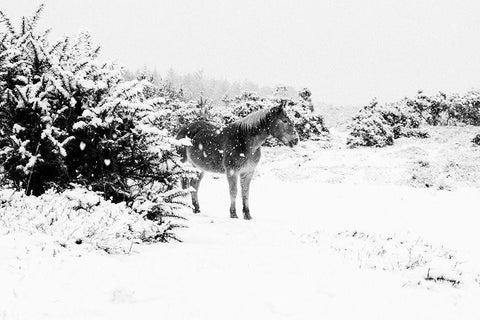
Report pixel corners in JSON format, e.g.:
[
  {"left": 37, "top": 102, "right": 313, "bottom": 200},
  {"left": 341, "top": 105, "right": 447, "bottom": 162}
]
[
  {"left": 226, "top": 171, "right": 239, "bottom": 218},
  {"left": 240, "top": 171, "right": 254, "bottom": 220}
]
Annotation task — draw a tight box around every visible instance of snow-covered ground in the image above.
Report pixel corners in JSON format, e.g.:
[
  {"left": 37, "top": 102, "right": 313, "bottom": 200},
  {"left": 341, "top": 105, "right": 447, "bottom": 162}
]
[{"left": 2, "top": 126, "right": 480, "bottom": 319}]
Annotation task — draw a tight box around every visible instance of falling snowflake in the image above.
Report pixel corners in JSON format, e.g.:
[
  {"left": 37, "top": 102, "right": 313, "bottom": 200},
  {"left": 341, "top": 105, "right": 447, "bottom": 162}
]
[{"left": 79, "top": 142, "right": 86, "bottom": 151}]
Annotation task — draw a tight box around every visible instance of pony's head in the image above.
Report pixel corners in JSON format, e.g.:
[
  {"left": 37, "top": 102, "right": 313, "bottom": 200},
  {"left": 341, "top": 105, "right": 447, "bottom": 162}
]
[{"left": 268, "top": 100, "right": 299, "bottom": 147}]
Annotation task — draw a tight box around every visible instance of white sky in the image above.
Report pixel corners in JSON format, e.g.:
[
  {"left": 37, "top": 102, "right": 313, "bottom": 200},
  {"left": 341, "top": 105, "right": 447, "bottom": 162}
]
[{"left": 3, "top": 0, "right": 480, "bottom": 105}]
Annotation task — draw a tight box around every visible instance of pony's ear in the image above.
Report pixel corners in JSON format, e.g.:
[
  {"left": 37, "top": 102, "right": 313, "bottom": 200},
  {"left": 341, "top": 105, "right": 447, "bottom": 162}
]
[
  {"left": 271, "top": 99, "right": 290, "bottom": 114},
  {"left": 270, "top": 105, "right": 283, "bottom": 114},
  {"left": 278, "top": 99, "right": 293, "bottom": 109}
]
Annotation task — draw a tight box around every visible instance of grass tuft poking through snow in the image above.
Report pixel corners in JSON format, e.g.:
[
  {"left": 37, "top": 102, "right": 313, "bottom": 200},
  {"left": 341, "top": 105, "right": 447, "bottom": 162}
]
[{"left": 302, "top": 230, "right": 468, "bottom": 288}]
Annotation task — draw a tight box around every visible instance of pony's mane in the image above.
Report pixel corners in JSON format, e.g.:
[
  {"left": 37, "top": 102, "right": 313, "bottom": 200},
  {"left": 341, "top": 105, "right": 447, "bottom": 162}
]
[{"left": 233, "top": 107, "right": 272, "bottom": 132}]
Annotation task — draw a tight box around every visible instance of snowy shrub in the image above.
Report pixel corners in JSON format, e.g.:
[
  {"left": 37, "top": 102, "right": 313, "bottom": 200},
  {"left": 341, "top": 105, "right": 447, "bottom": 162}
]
[
  {"left": 138, "top": 76, "right": 222, "bottom": 135},
  {"left": 139, "top": 77, "right": 213, "bottom": 135},
  {"left": 347, "top": 100, "right": 395, "bottom": 148},
  {"left": 456, "top": 90, "right": 480, "bottom": 125},
  {"left": 219, "top": 89, "right": 329, "bottom": 144},
  {"left": 381, "top": 100, "right": 427, "bottom": 139},
  {"left": 405, "top": 91, "right": 438, "bottom": 125},
  {"left": 347, "top": 99, "right": 427, "bottom": 148},
  {"left": 0, "top": 188, "right": 183, "bottom": 253},
  {"left": 166, "top": 96, "right": 223, "bottom": 133},
  {"left": 139, "top": 82, "right": 330, "bottom": 145},
  {"left": 405, "top": 90, "right": 480, "bottom": 126},
  {"left": 472, "top": 133, "right": 480, "bottom": 146},
  {"left": 0, "top": 7, "right": 192, "bottom": 225},
  {"left": 289, "top": 88, "right": 329, "bottom": 141},
  {"left": 221, "top": 91, "right": 271, "bottom": 123},
  {"left": 213, "top": 92, "right": 275, "bottom": 141}
]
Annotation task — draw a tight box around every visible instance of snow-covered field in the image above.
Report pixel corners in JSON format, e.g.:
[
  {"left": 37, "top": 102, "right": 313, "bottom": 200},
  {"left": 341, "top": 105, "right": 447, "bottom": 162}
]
[{"left": 2, "top": 126, "right": 480, "bottom": 320}]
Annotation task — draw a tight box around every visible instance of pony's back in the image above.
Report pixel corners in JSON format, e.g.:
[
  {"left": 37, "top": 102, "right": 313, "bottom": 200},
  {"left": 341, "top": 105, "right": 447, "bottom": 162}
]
[{"left": 175, "top": 121, "right": 218, "bottom": 162}]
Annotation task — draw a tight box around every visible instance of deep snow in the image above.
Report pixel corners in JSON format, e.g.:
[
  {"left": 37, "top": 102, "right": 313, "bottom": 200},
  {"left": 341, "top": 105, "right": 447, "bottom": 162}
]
[{"left": 1, "top": 128, "right": 480, "bottom": 319}]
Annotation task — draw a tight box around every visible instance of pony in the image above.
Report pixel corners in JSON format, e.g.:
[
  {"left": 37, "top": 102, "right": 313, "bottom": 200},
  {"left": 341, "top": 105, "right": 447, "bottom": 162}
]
[{"left": 176, "top": 100, "right": 299, "bottom": 219}]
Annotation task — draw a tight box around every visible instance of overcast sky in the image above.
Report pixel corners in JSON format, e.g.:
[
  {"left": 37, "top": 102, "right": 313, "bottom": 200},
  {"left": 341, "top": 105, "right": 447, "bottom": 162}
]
[{"left": 3, "top": 0, "right": 480, "bottom": 105}]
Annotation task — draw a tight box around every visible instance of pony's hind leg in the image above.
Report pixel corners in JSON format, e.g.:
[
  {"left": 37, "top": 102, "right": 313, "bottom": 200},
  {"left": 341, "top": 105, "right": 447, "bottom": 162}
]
[
  {"left": 240, "top": 171, "right": 254, "bottom": 220},
  {"left": 226, "top": 171, "right": 239, "bottom": 218},
  {"left": 181, "top": 177, "right": 190, "bottom": 189},
  {"left": 190, "top": 172, "right": 204, "bottom": 213}
]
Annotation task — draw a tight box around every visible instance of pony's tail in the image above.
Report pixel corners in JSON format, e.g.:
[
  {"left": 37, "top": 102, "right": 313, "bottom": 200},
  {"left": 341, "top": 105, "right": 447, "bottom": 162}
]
[
  {"left": 175, "top": 125, "right": 190, "bottom": 163},
  {"left": 176, "top": 121, "right": 210, "bottom": 162}
]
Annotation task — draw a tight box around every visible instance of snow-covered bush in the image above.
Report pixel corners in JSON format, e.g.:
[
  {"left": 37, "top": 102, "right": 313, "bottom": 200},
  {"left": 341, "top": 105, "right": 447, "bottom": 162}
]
[
  {"left": 0, "top": 188, "right": 183, "bottom": 253},
  {"left": 220, "top": 91, "right": 272, "bottom": 124},
  {"left": 0, "top": 7, "right": 192, "bottom": 224},
  {"left": 381, "top": 100, "right": 427, "bottom": 139},
  {"left": 347, "top": 100, "right": 395, "bottom": 148},
  {"left": 454, "top": 90, "right": 480, "bottom": 125},
  {"left": 405, "top": 90, "right": 480, "bottom": 126},
  {"left": 472, "top": 133, "right": 480, "bottom": 146},
  {"left": 347, "top": 99, "right": 427, "bottom": 148},
  {"left": 289, "top": 88, "right": 329, "bottom": 141},
  {"left": 138, "top": 77, "right": 212, "bottom": 134},
  {"left": 405, "top": 91, "right": 442, "bottom": 125},
  {"left": 219, "top": 89, "right": 329, "bottom": 143},
  {"left": 165, "top": 96, "right": 222, "bottom": 133},
  {"left": 138, "top": 81, "right": 330, "bottom": 144}
]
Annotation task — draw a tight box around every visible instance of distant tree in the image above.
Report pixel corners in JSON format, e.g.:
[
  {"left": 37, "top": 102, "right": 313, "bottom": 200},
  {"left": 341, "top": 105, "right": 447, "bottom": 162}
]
[{"left": 128, "top": 67, "right": 298, "bottom": 103}]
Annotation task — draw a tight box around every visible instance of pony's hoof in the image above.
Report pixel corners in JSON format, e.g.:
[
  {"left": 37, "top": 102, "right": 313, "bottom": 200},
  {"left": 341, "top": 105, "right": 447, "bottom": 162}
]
[
  {"left": 244, "top": 215, "right": 252, "bottom": 220},
  {"left": 193, "top": 208, "right": 201, "bottom": 214},
  {"left": 230, "top": 214, "right": 238, "bottom": 219}
]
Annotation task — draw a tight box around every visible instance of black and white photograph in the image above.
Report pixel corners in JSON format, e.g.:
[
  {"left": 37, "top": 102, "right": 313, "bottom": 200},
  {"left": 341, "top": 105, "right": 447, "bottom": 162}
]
[{"left": 1, "top": 0, "right": 480, "bottom": 319}]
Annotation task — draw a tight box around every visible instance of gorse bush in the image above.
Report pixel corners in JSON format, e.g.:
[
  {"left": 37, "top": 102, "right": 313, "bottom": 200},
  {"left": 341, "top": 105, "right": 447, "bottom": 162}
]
[
  {"left": 219, "top": 89, "right": 329, "bottom": 142},
  {"left": 347, "top": 99, "right": 428, "bottom": 148},
  {"left": 472, "top": 133, "right": 480, "bottom": 146},
  {"left": 290, "top": 88, "right": 329, "bottom": 141},
  {"left": 347, "top": 100, "right": 395, "bottom": 148},
  {"left": 349, "top": 89, "right": 480, "bottom": 148},
  {"left": 0, "top": 6, "right": 192, "bottom": 231},
  {"left": 137, "top": 74, "right": 213, "bottom": 135},
  {"left": 219, "top": 91, "right": 270, "bottom": 125},
  {"left": 381, "top": 100, "right": 427, "bottom": 139},
  {"left": 132, "top": 73, "right": 331, "bottom": 144},
  {"left": 449, "top": 91, "right": 480, "bottom": 126},
  {"left": 405, "top": 90, "right": 480, "bottom": 126}
]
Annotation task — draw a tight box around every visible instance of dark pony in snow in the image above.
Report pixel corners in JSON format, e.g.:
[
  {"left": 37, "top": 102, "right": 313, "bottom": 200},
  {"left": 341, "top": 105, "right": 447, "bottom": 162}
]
[{"left": 176, "top": 100, "right": 299, "bottom": 219}]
